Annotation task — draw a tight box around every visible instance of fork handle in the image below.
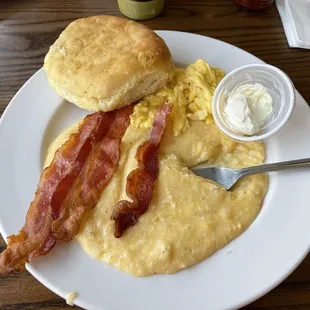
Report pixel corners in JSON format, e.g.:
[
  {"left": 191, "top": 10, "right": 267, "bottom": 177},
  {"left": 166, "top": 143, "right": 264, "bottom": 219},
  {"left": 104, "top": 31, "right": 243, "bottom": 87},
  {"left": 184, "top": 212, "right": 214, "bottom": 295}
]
[{"left": 239, "top": 157, "right": 310, "bottom": 177}]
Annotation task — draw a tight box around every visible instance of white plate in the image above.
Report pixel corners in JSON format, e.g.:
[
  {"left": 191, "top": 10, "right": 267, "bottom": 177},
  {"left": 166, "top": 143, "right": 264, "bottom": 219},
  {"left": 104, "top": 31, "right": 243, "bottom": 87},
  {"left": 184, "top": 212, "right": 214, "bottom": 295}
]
[{"left": 0, "top": 31, "right": 309, "bottom": 310}]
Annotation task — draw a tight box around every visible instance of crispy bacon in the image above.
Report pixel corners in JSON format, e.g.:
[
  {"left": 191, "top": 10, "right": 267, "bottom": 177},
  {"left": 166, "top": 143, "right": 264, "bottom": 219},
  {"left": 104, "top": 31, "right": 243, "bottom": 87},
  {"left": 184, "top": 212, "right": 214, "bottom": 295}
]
[
  {"left": 52, "top": 105, "right": 133, "bottom": 242},
  {"left": 0, "top": 112, "right": 102, "bottom": 274},
  {"left": 0, "top": 106, "right": 133, "bottom": 275},
  {"left": 111, "top": 103, "right": 172, "bottom": 238}
]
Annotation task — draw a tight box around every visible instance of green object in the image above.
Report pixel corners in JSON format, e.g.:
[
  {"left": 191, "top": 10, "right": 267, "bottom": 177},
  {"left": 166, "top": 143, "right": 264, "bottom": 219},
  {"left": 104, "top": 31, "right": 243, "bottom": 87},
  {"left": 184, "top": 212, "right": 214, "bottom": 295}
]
[{"left": 118, "top": 0, "right": 164, "bottom": 20}]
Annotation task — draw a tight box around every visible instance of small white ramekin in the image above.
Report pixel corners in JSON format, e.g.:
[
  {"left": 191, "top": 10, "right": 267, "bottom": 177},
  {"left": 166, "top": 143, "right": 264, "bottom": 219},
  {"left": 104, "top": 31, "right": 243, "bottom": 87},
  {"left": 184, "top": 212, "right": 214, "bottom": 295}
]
[{"left": 212, "top": 63, "right": 296, "bottom": 142}]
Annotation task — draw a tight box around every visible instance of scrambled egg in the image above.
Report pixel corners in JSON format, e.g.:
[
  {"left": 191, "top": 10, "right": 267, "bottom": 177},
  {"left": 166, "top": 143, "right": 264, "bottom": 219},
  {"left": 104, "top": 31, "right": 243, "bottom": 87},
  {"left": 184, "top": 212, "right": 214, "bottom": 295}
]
[
  {"left": 45, "top": 59, "right": 268, "bottom": 277},
  {"left": 131, "top": 59, "right": 225, "bottom": 136}
]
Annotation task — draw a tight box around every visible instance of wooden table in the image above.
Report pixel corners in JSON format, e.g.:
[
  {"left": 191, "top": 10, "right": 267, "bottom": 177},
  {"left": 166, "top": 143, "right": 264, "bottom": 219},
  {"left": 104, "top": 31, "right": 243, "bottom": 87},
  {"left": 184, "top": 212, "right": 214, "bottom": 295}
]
[{"left": 1, "top": 0, "right": 310, "bottom": 309}]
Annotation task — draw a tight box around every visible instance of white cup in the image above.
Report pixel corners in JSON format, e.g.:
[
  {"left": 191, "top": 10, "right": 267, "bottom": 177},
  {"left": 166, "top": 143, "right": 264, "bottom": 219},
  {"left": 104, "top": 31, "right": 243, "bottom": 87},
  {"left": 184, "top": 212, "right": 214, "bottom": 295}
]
[{"left": 212, "top": 63, "right": 296, "bottom": 142}]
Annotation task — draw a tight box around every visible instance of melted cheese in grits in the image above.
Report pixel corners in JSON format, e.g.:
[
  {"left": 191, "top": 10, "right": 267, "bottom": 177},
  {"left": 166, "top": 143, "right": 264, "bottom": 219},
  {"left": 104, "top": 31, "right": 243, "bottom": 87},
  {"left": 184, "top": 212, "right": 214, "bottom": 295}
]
[{"left": 44, "top": 120, "right": 268, "bottom": 277}]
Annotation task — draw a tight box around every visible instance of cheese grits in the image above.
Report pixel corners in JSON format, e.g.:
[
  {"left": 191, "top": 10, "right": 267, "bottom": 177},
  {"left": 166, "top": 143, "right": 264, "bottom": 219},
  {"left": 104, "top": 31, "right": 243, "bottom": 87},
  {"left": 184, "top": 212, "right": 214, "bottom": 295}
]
[{"left": 44, "top": 59, "right": 268, "bottom": 276}]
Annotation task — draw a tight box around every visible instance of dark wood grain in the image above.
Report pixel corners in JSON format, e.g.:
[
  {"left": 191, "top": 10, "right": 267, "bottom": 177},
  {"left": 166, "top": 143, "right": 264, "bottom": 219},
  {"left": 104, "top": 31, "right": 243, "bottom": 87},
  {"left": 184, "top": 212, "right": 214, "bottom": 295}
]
[{"left": 0, "top": 0, "right": 310, "bottom": 309}]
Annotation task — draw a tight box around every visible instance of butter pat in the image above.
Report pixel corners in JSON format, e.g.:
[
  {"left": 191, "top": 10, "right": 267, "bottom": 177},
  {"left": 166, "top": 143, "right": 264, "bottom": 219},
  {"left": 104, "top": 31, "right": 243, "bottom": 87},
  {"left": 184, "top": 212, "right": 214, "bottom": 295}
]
[{"left": 224, "top": 83, "right": 273, "bottom": 135}]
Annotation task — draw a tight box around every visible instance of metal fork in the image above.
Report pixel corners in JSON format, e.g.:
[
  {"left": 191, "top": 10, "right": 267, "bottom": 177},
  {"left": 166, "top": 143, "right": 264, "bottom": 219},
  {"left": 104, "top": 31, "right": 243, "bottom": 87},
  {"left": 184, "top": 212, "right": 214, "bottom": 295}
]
[{"left": 191, "top": 158, "right": 310, "bottom": 190}]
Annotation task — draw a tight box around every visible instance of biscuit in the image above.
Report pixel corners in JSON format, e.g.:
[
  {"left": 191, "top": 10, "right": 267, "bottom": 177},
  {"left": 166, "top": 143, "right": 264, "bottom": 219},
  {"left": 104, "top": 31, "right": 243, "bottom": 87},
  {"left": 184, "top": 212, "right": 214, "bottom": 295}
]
[{"left": 44, "top": 15, "right": 175, "bottom": 111}]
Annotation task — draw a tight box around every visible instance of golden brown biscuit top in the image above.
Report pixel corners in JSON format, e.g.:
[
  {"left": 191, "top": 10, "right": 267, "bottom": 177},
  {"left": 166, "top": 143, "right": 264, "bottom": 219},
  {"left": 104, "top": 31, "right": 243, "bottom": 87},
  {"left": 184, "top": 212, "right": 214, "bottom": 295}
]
[{"left": 44, "top": 15, "right": 172, "bottom": 101}]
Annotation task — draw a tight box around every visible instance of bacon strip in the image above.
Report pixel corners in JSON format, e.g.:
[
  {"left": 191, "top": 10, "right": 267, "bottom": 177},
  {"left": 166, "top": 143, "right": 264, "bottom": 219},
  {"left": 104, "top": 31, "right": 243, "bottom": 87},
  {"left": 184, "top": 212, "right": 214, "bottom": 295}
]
[
  {"left": 52, "top": 105, "right": 133, "bottom": 242},
  {"left": 111, "top": 103, "right": 172, "bottom": 238},
  {"left": 0, "top": 105, "right": 133, "bottom": 275},
  {"left": 0, "top": 112, "right": 103, "bottom": 274}
]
